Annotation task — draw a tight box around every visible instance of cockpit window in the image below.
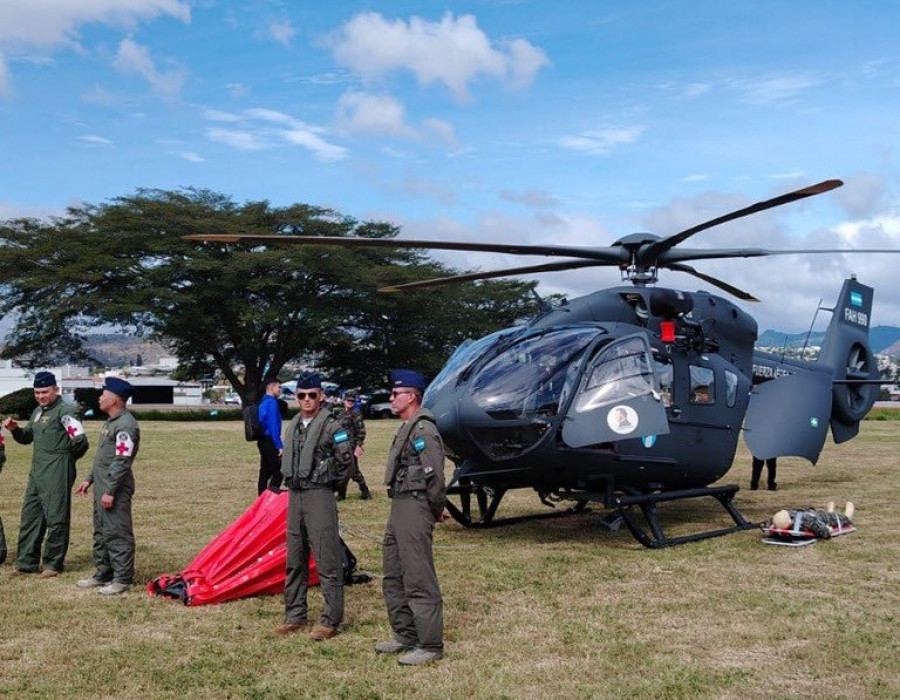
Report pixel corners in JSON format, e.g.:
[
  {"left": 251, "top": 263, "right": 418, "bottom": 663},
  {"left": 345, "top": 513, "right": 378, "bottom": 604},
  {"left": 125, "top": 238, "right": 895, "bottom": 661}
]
[
  {"left": 471, "top": 327, "right": 599, "bottom": 418},
  {"left": 424, "top": 328, "right": 521, "bottom": 404},
  {"left": 572, "top": 337, "right": 656, "bottom": 413}
]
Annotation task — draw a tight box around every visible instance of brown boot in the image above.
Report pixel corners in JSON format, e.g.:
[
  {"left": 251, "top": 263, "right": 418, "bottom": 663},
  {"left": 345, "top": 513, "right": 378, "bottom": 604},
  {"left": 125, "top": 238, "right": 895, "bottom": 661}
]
[
  {"left": 311, "top": 625, "right": 338, "bottom": 641},
  {"left": 275, "top": 621, "right": 310, "bottom": 635},
  {"left": 39, "top": 569, "right": 60, "bottom": 579}
]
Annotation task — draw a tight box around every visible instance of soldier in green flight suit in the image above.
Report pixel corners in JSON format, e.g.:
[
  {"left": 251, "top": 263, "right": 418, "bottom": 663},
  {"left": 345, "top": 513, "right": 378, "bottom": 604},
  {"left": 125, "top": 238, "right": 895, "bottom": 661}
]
[
  {"left": 75, "top": 377, "right": 140, "bottom": 596},
  {"left": 375, "top": 369, "right": 447, "bottom": 666},
  {"left": 4, "top": 371, "right": 89, "bottom": 577},
  {"left": 335, "top": 392, "right": 371, "bottom": 501},
  {"left": 275, "top": 372, "right": 354, "bottom": 641}
]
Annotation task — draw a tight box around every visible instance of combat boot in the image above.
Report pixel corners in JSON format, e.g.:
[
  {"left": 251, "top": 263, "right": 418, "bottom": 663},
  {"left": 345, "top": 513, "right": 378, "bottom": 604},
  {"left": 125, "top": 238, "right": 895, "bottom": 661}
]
[
  {"left": 360, "top": 488, "right": 372, "bottom": 500},
  {"left": 375, "top": 638, "right": 414, "bottom": 654},
  {"left": 76, "top": 576, "right": 109, "bottom": 589},
  {"left": 98, "top": 581, "right": 132, "bottom": 596},
  {"left": 398, "top": 648, "right": 442, "bottom": 666}
]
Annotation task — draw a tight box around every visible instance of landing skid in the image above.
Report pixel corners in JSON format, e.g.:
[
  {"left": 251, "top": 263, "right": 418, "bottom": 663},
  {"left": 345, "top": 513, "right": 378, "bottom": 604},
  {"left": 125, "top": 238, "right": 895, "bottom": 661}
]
[
  {"left": 445, "top": 480, "right": 588, "bottom": 528},
  {"left": 614, "top": 484, "right": 758, "bottom": 548}
]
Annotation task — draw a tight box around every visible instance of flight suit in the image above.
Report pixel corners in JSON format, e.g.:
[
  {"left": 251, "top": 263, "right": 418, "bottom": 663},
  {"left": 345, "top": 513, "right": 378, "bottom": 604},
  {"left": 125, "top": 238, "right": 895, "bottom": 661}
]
[
  {"left": 12, "top": 398, "right": 89, "bottom": 573},
  {"left": 382, "top": 409, "right": 447, "bottom": 653},
  {"left": 280, "top": 410, "right": 353, "bottom": 629},
  {"left": 85, "top": 410, "right": 140, "bottom": 584},
  {"left": 336, "top": 407, "right": 370, "bottom": 499},
  {"left": 0, "top": 436, "right": 7, "bottom": 565}
]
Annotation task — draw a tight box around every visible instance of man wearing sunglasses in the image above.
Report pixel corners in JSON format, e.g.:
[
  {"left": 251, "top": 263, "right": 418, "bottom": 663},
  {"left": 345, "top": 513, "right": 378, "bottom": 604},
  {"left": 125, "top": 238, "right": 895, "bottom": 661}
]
[
  {"left": 375, "top": 369, "right": 447, "bottom": 666},
  {"left": 277, "top": 372, "right": 354, "bottom": 641}
]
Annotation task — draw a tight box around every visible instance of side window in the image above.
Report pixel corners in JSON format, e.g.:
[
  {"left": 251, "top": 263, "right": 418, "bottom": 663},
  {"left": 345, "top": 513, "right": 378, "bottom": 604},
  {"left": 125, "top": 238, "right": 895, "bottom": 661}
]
[
  {"left": 689, "top": 365, "right": 715, "bottom": 405},
  {"left": 725, "top": 370, "right": 738, "bottom": 408},
  {"left": 653, "top": 352, "right": 674, "bottom": 407},
  {"left": 572, "top": 337, "right": 656, "bottom": 414}
]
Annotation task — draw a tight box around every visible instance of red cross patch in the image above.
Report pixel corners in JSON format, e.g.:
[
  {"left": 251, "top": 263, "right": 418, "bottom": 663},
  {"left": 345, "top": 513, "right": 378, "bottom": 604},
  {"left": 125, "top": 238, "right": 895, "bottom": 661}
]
[
  {"left": 61, "top": 414, "right": 85, "bottom": 439},
  {"left": 115, "top": 431, "right": 134, "bottom": 457}
]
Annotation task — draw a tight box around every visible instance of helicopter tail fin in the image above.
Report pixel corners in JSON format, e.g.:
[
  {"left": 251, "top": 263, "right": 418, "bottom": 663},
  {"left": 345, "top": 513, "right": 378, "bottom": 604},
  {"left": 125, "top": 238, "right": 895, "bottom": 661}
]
[{"left": 817, "top": 277, "right": 879, "bottom": 443}]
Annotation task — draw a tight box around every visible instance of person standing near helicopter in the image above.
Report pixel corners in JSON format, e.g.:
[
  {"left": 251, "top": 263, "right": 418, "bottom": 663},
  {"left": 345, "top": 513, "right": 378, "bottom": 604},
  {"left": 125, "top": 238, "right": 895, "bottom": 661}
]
[{"left": 376, "top": 369, "right": 447, "bottom": 666}]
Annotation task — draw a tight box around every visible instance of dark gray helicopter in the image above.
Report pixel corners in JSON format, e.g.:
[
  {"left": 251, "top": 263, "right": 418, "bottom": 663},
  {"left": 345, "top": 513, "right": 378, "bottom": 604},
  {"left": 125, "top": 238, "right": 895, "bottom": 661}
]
[{"left": 191, "top": 179, "right": 897, "bottom": 547}]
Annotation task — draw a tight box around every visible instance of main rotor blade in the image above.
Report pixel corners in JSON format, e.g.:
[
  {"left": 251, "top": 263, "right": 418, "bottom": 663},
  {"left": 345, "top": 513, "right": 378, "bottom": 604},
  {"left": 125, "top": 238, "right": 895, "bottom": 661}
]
[
  {"left": 379, "top": 259, "right": 606, "bottom": 292},
  {"left": 185, "top": 234, "right": 628, "bottom": 263},
  {"left": 641, "top": 179, "right": 843, "bottom": 262},
  {"left": 667, "top": 263, "right": 760, "bottom": 301},
  {"left": 663, "top": 247, "right": 900, "bottom": 264}
]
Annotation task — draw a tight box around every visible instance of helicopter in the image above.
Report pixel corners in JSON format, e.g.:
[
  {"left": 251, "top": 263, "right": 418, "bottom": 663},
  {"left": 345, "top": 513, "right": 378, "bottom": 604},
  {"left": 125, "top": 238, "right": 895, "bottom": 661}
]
[{"left": 189, "top": 179, "right": 899, "bottom": 547}]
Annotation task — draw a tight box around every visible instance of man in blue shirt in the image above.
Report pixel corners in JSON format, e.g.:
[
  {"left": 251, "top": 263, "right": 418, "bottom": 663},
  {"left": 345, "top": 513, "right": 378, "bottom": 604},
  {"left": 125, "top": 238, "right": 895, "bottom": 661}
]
[{"left": 257, "top": 380, "right": 284, "bottom": 494}]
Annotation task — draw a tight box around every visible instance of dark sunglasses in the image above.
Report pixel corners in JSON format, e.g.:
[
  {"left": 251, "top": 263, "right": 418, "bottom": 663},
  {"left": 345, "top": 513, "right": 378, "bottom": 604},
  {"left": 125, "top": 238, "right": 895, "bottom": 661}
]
[
  {"left": 297, "top": 391, "right": 320, "bottom": 400},
  {"left": 390, "top": 390, "right": 413, "bottom": 399}
]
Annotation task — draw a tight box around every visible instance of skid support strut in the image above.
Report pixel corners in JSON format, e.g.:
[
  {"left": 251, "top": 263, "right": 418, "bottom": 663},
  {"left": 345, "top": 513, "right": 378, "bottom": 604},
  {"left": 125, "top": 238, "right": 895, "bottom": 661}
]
[{"left": 615, "top": 484, "right": 757, "bottom": 548}]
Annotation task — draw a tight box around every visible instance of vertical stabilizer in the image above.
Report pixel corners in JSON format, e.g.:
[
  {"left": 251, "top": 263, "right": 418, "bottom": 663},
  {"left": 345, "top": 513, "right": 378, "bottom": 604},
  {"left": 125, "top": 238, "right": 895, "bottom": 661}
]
[{"left": 817, "top": 278, "right": 879, "bottom": 443}]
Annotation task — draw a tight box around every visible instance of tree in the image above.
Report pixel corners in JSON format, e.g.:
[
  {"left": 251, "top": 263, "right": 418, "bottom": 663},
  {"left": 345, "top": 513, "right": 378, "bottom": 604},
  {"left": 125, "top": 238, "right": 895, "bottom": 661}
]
[{"left": 0, "top": 189, "right": 538, "bottom": 400}]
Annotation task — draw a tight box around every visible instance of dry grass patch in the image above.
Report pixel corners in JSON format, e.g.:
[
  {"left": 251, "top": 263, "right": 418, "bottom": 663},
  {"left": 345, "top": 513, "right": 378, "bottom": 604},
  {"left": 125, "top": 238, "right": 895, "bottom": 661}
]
[{"left": 0, "top": 419, "right": 897, "bottom": 699}]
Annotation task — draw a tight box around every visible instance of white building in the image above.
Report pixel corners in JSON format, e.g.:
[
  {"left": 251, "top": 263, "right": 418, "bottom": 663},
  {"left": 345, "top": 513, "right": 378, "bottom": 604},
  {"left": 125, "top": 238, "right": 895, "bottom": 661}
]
[{"left": 0, "top": 361, "right": 89, "bottom": 398}]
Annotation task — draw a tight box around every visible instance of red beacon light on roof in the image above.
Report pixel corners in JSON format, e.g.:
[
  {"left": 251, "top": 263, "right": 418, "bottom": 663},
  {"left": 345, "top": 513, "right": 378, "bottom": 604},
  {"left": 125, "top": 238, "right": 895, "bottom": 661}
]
[{"left": 660, "top": 320, "right": 676, "bottom": 343}]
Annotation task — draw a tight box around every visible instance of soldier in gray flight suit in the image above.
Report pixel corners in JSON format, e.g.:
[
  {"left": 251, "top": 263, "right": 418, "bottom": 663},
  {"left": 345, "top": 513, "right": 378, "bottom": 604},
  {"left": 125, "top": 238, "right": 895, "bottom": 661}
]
[
  {"left": 276, "top": 372, "right": 354, "bottom": 641},
  {"left": 375, "top": 369, "right": 447, "bottom": 666},
  {"left": 75, "top": 377, "right": 140, "bottom": 595},
  {"left": 4, "top": 371, "right": 89, "bottom": 577}
]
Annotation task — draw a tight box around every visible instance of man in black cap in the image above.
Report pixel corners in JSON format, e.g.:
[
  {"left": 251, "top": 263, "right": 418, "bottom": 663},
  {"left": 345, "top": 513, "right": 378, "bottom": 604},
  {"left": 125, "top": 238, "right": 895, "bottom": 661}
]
[
  {"left": 375, "top": 369, "right": 447, "bottom": 666},
  {"left": 335, "top": 392, "right": 371, "bottom": 501},
  {"left": 3, "top": 371, "right": 89, "bottom": 577},
  {"left": 75, "top": 377, "right": 140, "bottom": 595},
  {"left": 276, "top": 372, "right": 354, "bottom": 641}
]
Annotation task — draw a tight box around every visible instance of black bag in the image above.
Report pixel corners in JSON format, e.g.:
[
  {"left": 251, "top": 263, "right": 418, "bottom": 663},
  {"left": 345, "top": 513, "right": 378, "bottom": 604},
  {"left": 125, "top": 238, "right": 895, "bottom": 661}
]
[{"left": 243, "top": 402, "right": 263, "bottom": 442}]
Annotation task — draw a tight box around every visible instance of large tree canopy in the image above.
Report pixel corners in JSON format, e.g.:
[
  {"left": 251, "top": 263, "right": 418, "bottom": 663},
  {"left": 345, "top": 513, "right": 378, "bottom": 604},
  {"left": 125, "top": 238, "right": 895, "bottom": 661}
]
[{"left": 0, "top": 189, "right": 538, "bottom": 399}]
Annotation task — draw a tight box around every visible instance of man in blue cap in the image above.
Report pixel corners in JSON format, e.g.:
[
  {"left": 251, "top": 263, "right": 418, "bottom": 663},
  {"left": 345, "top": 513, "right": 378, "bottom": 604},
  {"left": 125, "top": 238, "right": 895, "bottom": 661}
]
[
  {"left": 276, "top": 372, "right": 354, "bottom": 641},
  {"left": 4, "top": 371, "right": 89, "bottom": 577},
  {"left": 375, "top": 369, "right": 447, "bottom": 666},
  {"left": 75, "top": 377, "right": 140, "bottom": 595}
]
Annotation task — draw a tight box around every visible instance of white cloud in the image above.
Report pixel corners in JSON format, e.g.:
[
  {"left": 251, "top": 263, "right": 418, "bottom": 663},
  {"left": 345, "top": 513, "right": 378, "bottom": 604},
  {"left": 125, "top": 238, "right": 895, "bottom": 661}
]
[
  {"left": 226, "top": 82, "right": 248, "bottom": 98},
  {"left": 177, "top": 150, "right": 204, "bottom": 163},
  {"left": 0, "top": 1, "right": 189, "bottom": 94},
  {"left": 558, "top": 124, "right": 645, "bottom": 156},
  {"left": 78, "top": 134, "right": 112, "bottom": 145},
  {"left": 336, "top": 90, "right": 458, "bottom": 146},
  {"left": 336, "top": 90, "right": 418, "bottom": 139},
  {"left": 268, "top": 20, "right": 295, "bottom": 47},
  {"left": 203, "top": 108, "right": 347, "bottom": 162},
  {"left": 0, "top": 53, "right": 10, "bottom": 97},
  {"left": 729, "top": 74, "right": 822, "bottom": 106},
  {"left": 114, "top": 38, "right": 186, "bottom": 98},
  {"left": 329, "top": 12, "right": 549, "bottom": 101},
  {"left": 500, "top": 188, "right": 559, "bottom": 208}
]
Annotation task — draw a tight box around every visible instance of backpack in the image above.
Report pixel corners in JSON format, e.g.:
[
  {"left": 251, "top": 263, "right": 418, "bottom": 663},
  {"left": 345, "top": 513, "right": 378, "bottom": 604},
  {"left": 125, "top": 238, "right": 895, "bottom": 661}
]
[{"left": 243, "top": 402, "right": 263, "bottom": 442}]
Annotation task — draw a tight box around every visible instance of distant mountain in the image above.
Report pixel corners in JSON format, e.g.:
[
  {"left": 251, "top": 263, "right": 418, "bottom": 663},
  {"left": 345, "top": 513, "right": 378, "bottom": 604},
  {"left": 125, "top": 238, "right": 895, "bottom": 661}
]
[{"left": 757, "top": 325, "right": 900, "bottom": 355}]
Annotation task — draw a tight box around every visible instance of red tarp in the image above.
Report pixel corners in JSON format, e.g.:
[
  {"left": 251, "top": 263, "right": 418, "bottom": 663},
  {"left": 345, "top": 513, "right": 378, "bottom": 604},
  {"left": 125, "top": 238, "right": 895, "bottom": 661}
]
[{"left": 148, "top": 489, "right": 318, "bottom": 606}]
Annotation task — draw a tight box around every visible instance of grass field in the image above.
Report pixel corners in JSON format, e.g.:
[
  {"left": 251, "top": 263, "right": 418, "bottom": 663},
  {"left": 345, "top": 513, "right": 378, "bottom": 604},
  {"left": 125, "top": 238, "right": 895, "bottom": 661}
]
[{"left": 0, "top": 418, "right": 897, "bottom": 700}]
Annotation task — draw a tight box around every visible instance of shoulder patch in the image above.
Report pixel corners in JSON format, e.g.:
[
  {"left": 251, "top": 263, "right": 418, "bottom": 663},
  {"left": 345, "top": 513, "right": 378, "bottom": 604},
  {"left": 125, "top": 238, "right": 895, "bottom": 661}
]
[
  {"left": 115, "top": 431, "right": 135, "bottom": 457},
  {"left": 413, "top": 436, "right": 427, "bottom": 453},
  {"left": 61, "top": 414, "right": 85, "bottom": 438},
  {"left": 334, "top": 430, "right": 349, "bottom": 444}
]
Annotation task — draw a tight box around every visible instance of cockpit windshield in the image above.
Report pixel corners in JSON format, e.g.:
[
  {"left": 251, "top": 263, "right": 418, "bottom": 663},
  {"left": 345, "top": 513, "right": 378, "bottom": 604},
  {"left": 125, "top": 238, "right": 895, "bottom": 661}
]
[
  {"left": 424, "top": 327, "right": 522, "bottom": 405},
  {"left": 470, "top": 327, "right": 600, "bottom": 418}
]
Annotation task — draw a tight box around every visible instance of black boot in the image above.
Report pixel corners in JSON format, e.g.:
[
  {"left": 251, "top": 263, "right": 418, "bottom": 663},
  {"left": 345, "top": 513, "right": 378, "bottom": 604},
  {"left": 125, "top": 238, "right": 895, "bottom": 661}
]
[
  {"left": 360, "top": 488, "right": 372, "bottom": 500},
  {"left": 335, "top": 490, "right": 346, "bottom": 501}
]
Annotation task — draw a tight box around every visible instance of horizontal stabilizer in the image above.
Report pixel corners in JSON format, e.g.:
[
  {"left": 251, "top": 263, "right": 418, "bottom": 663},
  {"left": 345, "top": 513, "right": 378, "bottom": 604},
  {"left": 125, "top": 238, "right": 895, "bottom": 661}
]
[{"left": 744, "top": 372, "right": 831, "bottom": 464}]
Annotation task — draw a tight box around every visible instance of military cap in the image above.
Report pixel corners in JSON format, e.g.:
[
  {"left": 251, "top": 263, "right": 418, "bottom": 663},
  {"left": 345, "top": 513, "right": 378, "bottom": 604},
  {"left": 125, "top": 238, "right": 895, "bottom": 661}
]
[
  {"left": 296, "top": 372, "right": 322, "bottom": 390},
  {"left": 103, "top": 377, "right": 134, "bottom": 400},
  {"left": 390, "top": 369, "right": 426, "bottom": 391},
  {"left": 33, "top": 371, "right": 57, "bottom": 388}
]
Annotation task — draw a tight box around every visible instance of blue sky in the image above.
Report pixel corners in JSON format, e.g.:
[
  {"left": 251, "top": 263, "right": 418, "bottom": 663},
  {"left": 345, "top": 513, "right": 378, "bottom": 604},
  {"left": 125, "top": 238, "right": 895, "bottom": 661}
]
[{"left": 2, "top": 0, "right": 899, "bottom": 332}]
